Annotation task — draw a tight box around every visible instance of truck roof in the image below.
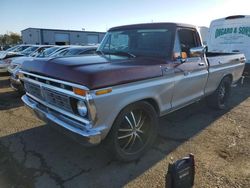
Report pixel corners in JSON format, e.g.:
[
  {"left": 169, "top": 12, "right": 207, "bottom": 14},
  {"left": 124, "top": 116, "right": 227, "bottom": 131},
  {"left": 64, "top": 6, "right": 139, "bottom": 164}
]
[{"left": 109, "top": 22, "right": 196, "bottom": 31}]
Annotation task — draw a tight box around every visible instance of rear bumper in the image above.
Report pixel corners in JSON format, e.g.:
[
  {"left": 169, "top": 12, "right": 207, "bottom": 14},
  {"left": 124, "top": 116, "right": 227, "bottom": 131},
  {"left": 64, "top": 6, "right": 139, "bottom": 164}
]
[{"left": 22, "top": 95, "right": 103, "bottom": 146}]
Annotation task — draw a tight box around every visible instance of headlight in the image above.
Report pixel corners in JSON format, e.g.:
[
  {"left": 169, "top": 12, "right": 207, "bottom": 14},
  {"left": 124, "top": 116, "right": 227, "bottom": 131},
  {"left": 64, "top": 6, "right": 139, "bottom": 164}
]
[{"left": 77, "top": 101, "right": 87, "bottom": 117}]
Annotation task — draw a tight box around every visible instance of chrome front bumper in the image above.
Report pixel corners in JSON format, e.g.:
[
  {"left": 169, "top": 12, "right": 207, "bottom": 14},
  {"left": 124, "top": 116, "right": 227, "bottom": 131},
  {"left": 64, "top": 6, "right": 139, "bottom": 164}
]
[{"left": 22, "top": 95, "right": 102, "bottom": 145}]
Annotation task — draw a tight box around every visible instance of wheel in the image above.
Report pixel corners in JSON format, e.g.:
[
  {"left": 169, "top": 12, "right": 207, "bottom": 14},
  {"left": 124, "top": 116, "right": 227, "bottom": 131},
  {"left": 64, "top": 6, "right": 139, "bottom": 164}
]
[
  {"left": 207, "top": 77, "right": 232, "bottom": 110},
  {"left": 106, "top": 101, "right": 158, "bottom": 161}
]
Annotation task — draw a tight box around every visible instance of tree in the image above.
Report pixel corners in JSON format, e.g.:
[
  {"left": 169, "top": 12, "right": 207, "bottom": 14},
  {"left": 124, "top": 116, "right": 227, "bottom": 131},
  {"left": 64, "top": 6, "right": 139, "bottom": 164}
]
[
  {"left": 10, "top": 32, "right": 22, "bottom": 44},
  {"left": 0, "top": 32, "right": 22, "bottom": 47}
]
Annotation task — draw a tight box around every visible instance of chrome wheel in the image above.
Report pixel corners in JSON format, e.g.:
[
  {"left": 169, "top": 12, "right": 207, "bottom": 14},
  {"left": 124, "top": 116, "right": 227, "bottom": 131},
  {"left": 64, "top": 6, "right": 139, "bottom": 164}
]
[
  {"left": 117, "top": 110, "right": 150, "bottom": 154},
  {"left": 219, "top": 85, "right": 226, "bottom": 100},
  {"left": 206, "top": 76, "right": 231, "bottom": 110}
]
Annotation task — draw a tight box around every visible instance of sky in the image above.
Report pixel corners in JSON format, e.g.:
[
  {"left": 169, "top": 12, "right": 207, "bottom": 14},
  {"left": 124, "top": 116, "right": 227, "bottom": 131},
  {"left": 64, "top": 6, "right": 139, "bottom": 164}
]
[{"left": 1, "top": 0, "right": 250, "bottom": 34}]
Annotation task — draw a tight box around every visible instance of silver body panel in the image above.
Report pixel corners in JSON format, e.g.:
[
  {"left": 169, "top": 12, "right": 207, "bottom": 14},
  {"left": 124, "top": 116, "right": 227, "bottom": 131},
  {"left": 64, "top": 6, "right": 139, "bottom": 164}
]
[{"left": 21, "top": 52, "right": 245, "bottom": 145}]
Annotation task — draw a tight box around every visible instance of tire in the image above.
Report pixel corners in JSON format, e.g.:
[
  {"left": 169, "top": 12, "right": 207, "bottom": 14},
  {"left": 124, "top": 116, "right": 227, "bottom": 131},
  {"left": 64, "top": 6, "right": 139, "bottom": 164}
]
[
  {"left": 206, "top": 76, "right": 232, "bottom": 110},
  {"left": 106, "top": 101, "right": 158, "bottom": 162}
]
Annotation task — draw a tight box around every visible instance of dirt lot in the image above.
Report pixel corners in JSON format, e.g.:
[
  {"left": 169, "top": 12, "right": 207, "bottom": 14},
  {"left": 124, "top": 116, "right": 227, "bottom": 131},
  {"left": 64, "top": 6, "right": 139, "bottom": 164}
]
[{"left": 0, "top": 74, "right": 249, "bottom": 188}]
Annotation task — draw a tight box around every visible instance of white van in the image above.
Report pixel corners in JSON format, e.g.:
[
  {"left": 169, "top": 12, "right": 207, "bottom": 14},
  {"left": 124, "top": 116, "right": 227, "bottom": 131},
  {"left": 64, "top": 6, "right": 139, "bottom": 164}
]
[
  {"left": 198, "top": 26, "right": 209, "bottom": 45},
  {"left": 207, "top": 15, "right": 250, "bottom": 73}
]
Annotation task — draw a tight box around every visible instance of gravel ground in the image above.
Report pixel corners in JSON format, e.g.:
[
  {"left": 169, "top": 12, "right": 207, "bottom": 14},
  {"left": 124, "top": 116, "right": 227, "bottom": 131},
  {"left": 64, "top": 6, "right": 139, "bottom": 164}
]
[{"left": 0, "top": 74, "right": 249, "bottom": 188}]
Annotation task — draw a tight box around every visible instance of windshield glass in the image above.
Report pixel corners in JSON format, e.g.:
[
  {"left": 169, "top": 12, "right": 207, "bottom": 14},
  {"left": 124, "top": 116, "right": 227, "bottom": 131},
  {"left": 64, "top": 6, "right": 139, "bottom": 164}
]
[
  {"left": 50, "top": 49, "right": 67, "bottom": 57},
  {"left": 98, "top": 28, "right": 173, "bottom": 58},
  {"left": 11, "top": 45, "right": 30, "bottom": 52},
  {"left": 6, "top": 45, "right": 20, "bottom": 52},
  {"left": 64, "top": 48, "right": 86, "bottom": 56},
  {"left": 37, "top": 46, "right": 61, "bottom": 57},
  {"left": 21, "top": 46, "right": 39, "bottom": 55}
]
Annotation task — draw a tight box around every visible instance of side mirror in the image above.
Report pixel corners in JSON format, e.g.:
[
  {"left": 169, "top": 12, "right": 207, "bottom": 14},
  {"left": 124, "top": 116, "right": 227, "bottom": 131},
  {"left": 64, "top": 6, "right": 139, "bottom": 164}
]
[{"left": 190, "top": 46, "right": 207, "bottom": 57}]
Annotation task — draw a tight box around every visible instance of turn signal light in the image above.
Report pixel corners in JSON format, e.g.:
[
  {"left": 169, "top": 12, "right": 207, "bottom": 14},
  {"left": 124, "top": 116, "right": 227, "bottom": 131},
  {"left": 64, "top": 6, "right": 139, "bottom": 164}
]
[
  {"left": 95, "top": 88, "right": 112, "bottom": 95},
  {"left": 73, "top": 88, "right": 87, "bottom": 96}
]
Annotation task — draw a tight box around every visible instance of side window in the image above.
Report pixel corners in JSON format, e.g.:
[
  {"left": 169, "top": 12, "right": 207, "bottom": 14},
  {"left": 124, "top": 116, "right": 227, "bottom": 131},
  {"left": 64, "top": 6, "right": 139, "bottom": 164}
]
[{"left": 178, "top": 29, "right": 200, "bottom": 57}]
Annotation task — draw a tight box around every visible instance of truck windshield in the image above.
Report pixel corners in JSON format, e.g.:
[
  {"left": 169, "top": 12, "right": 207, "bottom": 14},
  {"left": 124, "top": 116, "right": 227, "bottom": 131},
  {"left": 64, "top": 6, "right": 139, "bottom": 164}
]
[{"left": 98, "top": 28, "right": 173, "bottom": 58}]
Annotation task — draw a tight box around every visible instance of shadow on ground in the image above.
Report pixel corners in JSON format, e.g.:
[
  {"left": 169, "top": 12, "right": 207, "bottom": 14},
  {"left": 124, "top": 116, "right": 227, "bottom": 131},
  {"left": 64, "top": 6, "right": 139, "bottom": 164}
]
[
  {"left": 0, "top": 77, "right": 11, "bottom": 89},
  {"left": 0, "top": 79, "right": 249, "bottom": 187},
  {"left": 0, "top": 76, "right": 23, "bottom": 110},
  {"left": 0, "top": 91, "right": 23, "bottom": 110}
]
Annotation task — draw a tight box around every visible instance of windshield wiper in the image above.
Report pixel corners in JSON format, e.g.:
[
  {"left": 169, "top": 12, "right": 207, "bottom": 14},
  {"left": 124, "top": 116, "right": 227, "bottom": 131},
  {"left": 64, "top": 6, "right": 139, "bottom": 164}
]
[
  {"left": 111, "top": 51, "right": 136, "bottom": 58},
  {"left": 96, "top": 50, "right": 105, "bottom": 56},
  {"left": 96, "top": 50, "right": 136, "bottom": 58}
]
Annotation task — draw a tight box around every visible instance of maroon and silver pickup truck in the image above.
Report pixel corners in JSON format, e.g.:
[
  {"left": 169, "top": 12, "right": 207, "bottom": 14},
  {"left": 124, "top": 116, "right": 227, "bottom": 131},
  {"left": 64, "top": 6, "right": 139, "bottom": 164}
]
[{"left": 20, "top": 23, "right": 245, "bottom": 161}]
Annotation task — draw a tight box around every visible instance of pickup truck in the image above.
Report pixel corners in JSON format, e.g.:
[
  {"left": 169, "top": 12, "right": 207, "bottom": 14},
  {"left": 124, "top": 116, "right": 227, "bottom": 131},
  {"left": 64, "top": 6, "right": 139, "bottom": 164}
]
[{"left": 20, "top": 23, "right": 246, "bottom": 161}]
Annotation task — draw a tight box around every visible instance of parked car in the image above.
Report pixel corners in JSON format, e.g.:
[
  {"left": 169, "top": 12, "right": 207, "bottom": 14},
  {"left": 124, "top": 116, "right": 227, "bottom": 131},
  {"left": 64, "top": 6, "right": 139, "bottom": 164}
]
[
  {"left": 21, "top": 45, "right": 53, "bottom": 57},
  {"left": 0, "top": 45, "right": 52, "bottom": 74},
  {"left": 0, "top": 44, "right": 42, "bottom": 73},
  {"left": 36, "top": 46, "right": 69, "bottom": 58},
  {"left": 0, "top": 52, "right": 24, "bottom": 73},
  {"left": 5, "top": 44, "right": 32, "bottom": 53},
  {"left": 207, "top": 15, "right": 250, "bottom": 74},
  {"left": 50, "top": 45, "right": 97, "bottom": 57},
  {"left": 20, "top": 22, "right": 245, "bottom": 161},
  {"left": 9, "top": 45, "right": 96, "bottom": 93},
  {"left": 0, "top": 44, "right": 32, "bottom": 57}
]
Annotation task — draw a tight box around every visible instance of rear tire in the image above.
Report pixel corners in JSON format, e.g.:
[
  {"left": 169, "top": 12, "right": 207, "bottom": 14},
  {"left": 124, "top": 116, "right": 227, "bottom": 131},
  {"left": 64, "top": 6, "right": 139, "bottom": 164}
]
[
  {"left": 106, "top": 101, "right": 158, "bottom": 162},
  {"left": 207, "top": 77, "right": 232, "bottom": 110}
]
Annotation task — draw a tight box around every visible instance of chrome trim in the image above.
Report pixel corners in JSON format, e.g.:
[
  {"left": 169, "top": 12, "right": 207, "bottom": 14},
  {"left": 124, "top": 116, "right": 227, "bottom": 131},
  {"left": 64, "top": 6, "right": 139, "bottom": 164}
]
[
  {"left": 85, "top": 94, "right": 98, "bottom": 124},
  {"left": 20, "top": 71, "right": 98, "bottom": 124},
  {"left": 10, "top": 77, "right": 22, "bottom": 90},
  {"left": 23, "top": 76, "right": 85, "bottom": 100},
  {"left": 26, "top": 92, "right": 91, "bottom": 126},
  {"left": 20, "top": 70, "right": 89, "bottom": 90},
  {"left": 22, "top": 95, "right": 102, "bottom": 145}
]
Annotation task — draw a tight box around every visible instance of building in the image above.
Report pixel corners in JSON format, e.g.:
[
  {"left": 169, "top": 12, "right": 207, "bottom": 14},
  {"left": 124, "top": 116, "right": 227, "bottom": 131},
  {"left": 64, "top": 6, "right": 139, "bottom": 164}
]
[{"left": 21, "top": 28, "right": 106, "bottom": 45}]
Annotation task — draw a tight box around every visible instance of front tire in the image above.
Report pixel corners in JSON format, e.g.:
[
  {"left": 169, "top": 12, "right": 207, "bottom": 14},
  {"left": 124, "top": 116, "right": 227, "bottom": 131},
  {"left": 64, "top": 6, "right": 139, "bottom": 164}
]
[
  {"left": 207, "top": 77, "right": 232, "bottom": 110},
  {"left": 106, "top": 101, "right": 158, "bottom": 162}
]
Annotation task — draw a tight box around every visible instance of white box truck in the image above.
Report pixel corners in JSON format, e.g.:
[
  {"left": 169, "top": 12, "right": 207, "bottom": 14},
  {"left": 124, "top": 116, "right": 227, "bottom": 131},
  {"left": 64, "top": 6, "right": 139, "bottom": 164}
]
[{"left": 207, "top": 15, "right": 250, "bottom": 74}]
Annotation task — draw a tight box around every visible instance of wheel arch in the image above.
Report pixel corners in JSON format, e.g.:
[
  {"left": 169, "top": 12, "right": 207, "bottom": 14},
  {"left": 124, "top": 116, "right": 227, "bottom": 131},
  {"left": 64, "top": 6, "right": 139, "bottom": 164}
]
[
  {"left": 223, "top": 73, "right": 233, "bottom": 83},
  {"left": 139, "top": 98, "right": 160, "bottom": 116}
]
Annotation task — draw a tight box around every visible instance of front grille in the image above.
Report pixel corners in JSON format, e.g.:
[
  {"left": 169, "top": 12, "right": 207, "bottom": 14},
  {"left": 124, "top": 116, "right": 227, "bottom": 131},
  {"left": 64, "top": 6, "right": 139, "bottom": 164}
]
[
  {"left": 25, "top": 82, "right": 43, "bottom": 100},
  {"left": 25, "top": 82, "right": 73, "bottom": 113},
  {"left": 43, "top": 88, "right": 72, "bottom": 112},
  {"left": 24, "top": 74, "right": 72, "bottom": 91}
]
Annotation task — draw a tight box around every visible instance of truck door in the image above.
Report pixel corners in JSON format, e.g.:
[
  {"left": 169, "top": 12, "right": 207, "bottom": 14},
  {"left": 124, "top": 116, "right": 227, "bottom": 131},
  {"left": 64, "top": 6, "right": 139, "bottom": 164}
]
[{"left": 171, "top": 28, "right": 208, "bottom": 108}]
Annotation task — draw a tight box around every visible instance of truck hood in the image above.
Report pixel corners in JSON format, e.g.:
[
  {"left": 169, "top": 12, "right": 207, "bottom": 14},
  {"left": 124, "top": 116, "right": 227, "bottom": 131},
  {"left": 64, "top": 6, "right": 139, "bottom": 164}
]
[
  {"left": 21, "top": 55, "right": 168, "bottom": 89},
  {"left": 11, "top": 56, "right": 33, "bottom": 66}
]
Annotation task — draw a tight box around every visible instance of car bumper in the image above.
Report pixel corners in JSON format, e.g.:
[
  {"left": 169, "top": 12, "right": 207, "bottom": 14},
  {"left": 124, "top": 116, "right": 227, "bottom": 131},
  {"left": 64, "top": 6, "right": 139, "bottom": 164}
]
[
  {"left": 10, "top": 76, "right": 24, "bottom": 91},
  {"left": 22, "top": 95, "right": 103, "bottom": 146}
]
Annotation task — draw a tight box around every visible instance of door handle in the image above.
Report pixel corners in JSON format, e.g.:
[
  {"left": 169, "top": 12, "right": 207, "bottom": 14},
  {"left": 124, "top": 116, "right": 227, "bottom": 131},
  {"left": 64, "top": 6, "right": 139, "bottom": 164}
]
[{"left": 198, "top": 62, "right": 205, "bottom": 66}]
